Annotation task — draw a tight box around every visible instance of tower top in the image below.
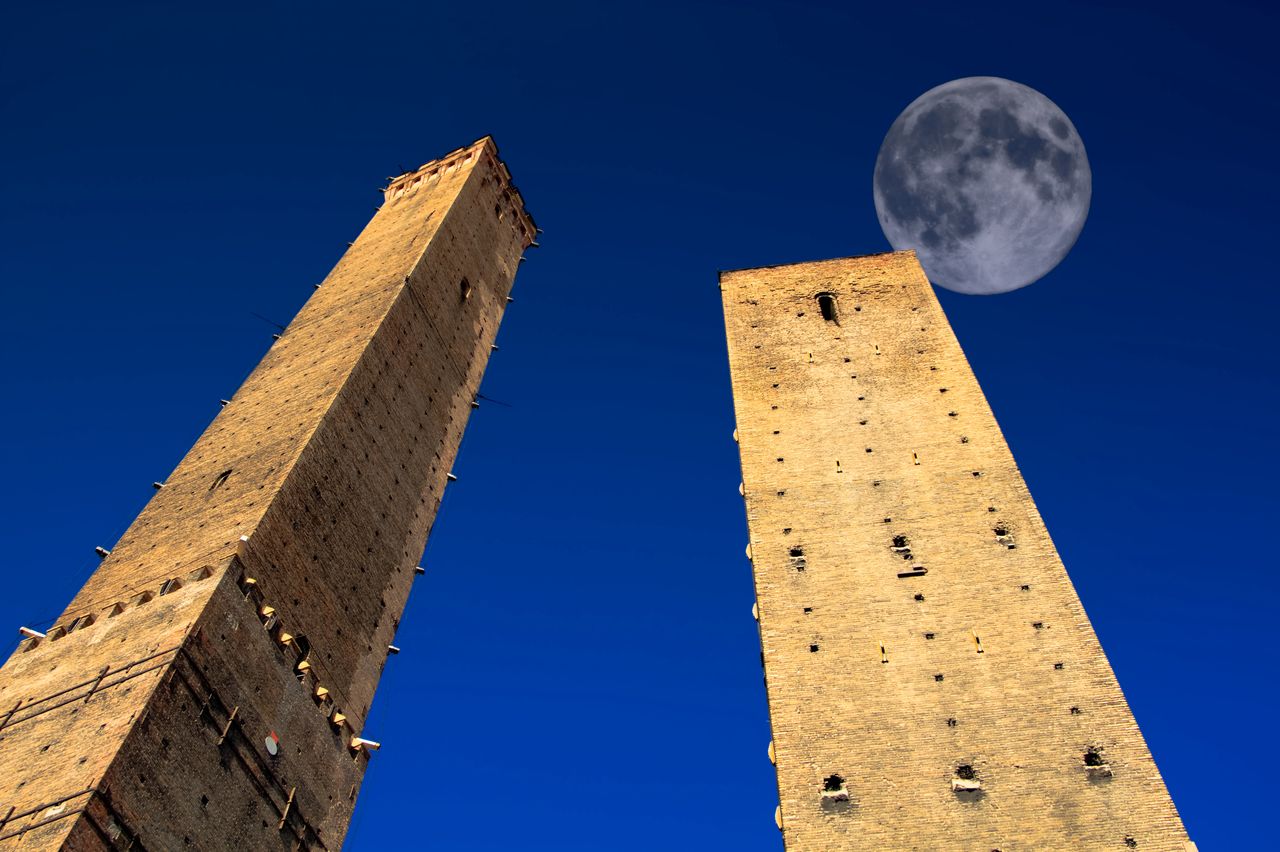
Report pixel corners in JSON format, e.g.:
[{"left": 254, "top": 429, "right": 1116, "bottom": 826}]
[
  {"left": 720, "top": 249, "right": 919, "bottom": 279},
  {"left": 384, "top": 136, "right": 537, "bottom": 243}
]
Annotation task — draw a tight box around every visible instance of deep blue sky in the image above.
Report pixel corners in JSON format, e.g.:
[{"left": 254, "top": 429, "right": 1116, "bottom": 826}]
[{"left": 2, "top": 1, "right": 1276, "bottom": 848}]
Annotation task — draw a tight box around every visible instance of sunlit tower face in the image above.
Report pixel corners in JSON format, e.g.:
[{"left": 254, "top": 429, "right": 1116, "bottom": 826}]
[
  {"left": 721, "top": 251, "right": 1188, "bottom": 851},
  {"left": 0, "top": 138, "right": 534, "bottom": 850}
]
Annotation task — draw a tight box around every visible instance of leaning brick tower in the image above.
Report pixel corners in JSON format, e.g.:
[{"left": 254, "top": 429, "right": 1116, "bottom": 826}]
[
  {"left": 0, "top": 137, "right": 534, "bottom": 850},
  {"left": 721, "top": 252, "right": 1191, "bottom": 851}
]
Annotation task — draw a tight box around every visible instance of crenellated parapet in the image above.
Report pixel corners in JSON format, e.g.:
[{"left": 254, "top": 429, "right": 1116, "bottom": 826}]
[{"left": 384, "top": 136, "right": 537, "bottom": 250}]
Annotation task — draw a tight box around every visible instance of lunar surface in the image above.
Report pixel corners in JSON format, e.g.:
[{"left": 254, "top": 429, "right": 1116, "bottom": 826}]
[{"left": 873, "top": 77, "right": 1091, "bottom": 295}]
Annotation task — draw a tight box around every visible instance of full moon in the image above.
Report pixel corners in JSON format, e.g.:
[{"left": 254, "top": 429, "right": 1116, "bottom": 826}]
[{"left": 873, "top": 77, "right": 1091, "bottom": 295}]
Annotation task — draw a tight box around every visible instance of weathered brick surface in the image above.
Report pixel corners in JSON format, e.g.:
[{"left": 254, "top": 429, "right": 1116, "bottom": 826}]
[
  {"left": 0, "top": 137, "right": 533, "bottom": 849},
  {"left": 721, "top": 252, "right": 1190, "bottom": 851}
]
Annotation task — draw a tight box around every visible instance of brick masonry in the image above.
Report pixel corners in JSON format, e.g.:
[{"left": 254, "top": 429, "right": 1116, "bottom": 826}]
[
  {"left": 721, "top": 252, "right": 1191, "bottom": 851},
  {"left": 0, "top": 137, "right": 534, "bottom": 850}
]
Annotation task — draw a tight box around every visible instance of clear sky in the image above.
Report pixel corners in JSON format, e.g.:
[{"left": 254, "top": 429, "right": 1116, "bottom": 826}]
[{"left": 2, "top": 1, "right": 1275, "bottom": 848}]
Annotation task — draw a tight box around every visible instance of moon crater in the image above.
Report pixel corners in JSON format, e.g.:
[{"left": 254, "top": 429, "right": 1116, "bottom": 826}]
[{"left": 874, "top": 77, "right": 1091, "bottom": 295}]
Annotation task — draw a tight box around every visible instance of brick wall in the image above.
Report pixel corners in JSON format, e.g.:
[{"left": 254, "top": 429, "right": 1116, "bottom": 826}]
[{"left": 721, "top": 252, "right": 1189, "bottom": 851}]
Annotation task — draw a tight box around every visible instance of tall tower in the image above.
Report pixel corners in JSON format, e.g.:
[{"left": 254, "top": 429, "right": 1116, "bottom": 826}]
[
  {"left": 721, "top": 252, "right": 1190, "bottom": 851},
  {"left": 0, "top": 138, "right": 534, "bottom": 850}
]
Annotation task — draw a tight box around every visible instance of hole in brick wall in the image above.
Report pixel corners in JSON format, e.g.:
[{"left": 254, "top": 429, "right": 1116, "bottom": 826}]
[
  {"left": 993, "top": 526, "right": 1008, "bottom": 537},
  {"left": 810, "top": 644, "right": 819, "bottom": 653},
  {"left": 789, "top": 548, "right": 807, "bottom": 571},
  {"left": 1070, "top": 706, "right": 1081, "bottom": 715},
  {"left": 821, "top": 774, "right": 848, "bottom": 798},
  {"left": 1032, "top": 622, "right": 1044, "bottom": 630},
  {"left": 1084, "top": 747, "right": 1106, "bottom": 767},
  {"left": 955, "top": 764, "right": 975, "bottom": 780},
  {"left": 816, "top": 293, "right": 839, "bottom": 323},
  {"left": 892, "top": 535, "right": 909, "bottom": 548},
  {"left": 783, "top": 528, "right": 792, "bottom": 535},
  {"left": 948, "top": 411, "right": 958, "bottom": 417},
  {"left": 924, "top": 632, "right": 935, "bottom": 640},
  {"left": 865, "top": 447, "right": 873, "bottom": 453},
  {"left": 934, "top": 673, "right": 944, "bottom": 682},
  {"left": 803, "top": 607, "right": 813, "bottom": 613},
  {"left": 947, "top": 717, "right": 958, "bottom": 727},
  {"left": 200, "top": 794, "right": 209, "bottom": 808},
  {"left": 884, "top": 517, "right": 892, "bottom": 523},
  {"left": 1020, "top": 584, "right": 1031, "bottom": 591},
  {"left": 914, "top": 593, "right": 925, "bottom": 601},
  {"left": 1124, "top": 837, "right": 1138, "bottom": 848},
  {"left": 1054, "top": 662, "right": 1064, "bottom": 670},
  {"left": 210, "top": 469, "right": 232, "bottom": 491}
]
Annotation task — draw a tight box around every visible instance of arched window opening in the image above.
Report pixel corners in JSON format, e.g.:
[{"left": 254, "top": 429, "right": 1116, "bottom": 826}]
[{"left": 816, "top": 293, "right": 839, "bottom": 324}]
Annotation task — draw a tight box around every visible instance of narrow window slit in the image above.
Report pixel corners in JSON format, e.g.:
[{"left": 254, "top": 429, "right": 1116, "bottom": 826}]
[{"left": 816, "top": 293, "right": 839, "bottom": 324}]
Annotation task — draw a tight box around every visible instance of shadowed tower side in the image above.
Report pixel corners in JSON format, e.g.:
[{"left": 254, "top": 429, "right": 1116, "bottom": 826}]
[
  {"left": 721, "top": 252, "right": 1190, "bottom": 851},
  {"left": 0, "top": 137, "right": 534, "bottom": 850}
]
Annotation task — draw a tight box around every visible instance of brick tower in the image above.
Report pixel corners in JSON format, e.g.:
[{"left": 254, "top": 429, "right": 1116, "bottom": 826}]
[
  {"left": 721, "top": 252, "right": 1190, "bottom": 851},
  {"left": 0, "top": 137, "right": 534, "bottom": 849}
]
